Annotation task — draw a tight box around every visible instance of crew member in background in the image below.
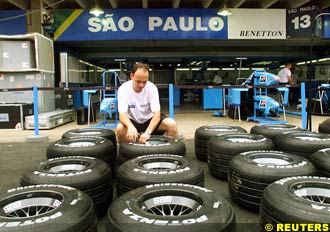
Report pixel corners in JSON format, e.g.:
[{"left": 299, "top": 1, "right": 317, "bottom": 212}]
[
  {"left": 278, "top": 63, "right": 294, "bottom": 85},
  {"left": 212, "top": 71, "right": 222, "bottom": 85}
]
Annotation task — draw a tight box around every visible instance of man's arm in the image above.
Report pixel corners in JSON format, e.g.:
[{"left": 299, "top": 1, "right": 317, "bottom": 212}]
[
  {"left": 139, "top": 110, "right": 160, "bottom": 144},
  {"left": 288, "top": 75, "right": 294, "bottom": 85},
  {"left": 119, "top": 112, "right": 138, "bottom": 142}
]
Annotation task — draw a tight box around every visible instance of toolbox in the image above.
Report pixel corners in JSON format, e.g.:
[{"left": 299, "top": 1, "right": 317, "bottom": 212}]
[{"left": 0, "top": 103, "right": 33, "bottom": 129}]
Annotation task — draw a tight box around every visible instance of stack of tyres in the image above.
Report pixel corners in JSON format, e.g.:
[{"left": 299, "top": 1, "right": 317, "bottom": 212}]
[
  {"left": 208, "top": 133, "right": 274, "bottom": 180},
  {"left": 228, "top": 150, "right": 316, "bottom": 211},
  {"left": 20, "top": 156, "right": 113, "bottom": 216},
  {"left": 250, "top": 124, "right": 302, "bottom": 140},
  {"left": 310, "top": 148, "right": 330, "bottom": 177},
  {"left": 118, "top": 135, "right": 186, "bottom": 165},
  {"left": 260, "top": 176, "right": 330, "bottom": 226},
  {"left": 47, "top": 136, "right": 116, "bottom": 174},
  {"left": 62, "top": 128, "right": 117, "bottom": 156},
  {"left": 273, "top": 131, "right": 330, "bottom": 160},
  {"left": 107, "top": 184, "right": 235, "bottom": 232},
  {"left": 116, "top": 154, "right": 204, "bottom": 196},
  {"left": 194, "top": 125, "right": 247, "bottom": 161},
  {"left": 0, "top": 185, "right": 97, "bottom": 231},
  {"left": 62, "top": 128, "right": 117, "bottom": 173}
]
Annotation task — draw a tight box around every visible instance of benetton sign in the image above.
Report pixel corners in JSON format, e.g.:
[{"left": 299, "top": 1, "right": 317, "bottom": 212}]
[{"left": 228, "top": 9, "right": 286, "bottom": 39}]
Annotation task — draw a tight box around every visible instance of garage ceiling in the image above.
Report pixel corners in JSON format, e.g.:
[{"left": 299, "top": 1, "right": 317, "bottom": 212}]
[
  {"left": 1, "top": 0, "right": 330, "bottom": 11},
  {"left": 1, "top": 0, "right": 330, "bottom": 69}
]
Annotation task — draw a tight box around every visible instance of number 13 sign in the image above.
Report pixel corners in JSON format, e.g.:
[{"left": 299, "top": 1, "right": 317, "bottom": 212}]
[{"left": 286, "top": 5, "right": 321, "bottom": 38}]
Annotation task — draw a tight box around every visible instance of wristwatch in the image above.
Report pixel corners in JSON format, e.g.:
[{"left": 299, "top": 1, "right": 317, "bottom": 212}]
[{"left": 144, "top": 129, "right": 152, "bottom": 135}]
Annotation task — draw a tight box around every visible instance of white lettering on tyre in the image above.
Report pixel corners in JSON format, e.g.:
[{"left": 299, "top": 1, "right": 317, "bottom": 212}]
[
  {"left": 133, "top": 167, "right": 190, "bottom": 174},
  {"left": 7, "top": 185, "right": 74, "bottom": 193},
  {"left": 0, "top": 212, "right": 62, "bottom": 227},
  {"left": 122, "top": 208, "right": 208, "bottom": 225},
  {"left": 145, "top": 183, "right": 212, "bottom": 193},
  {"left": 275, "top": 176, "right": 330, "bottom": 185},
  {"left": 33, "top": 169, "right": 92, "bottom": 177}
]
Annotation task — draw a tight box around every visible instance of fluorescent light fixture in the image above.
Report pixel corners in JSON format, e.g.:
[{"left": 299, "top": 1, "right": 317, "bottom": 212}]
[
  {"left": 79, "top": 60, "right": 94, "bottom": 67},
  {"left": 191, "top": 68, "right": 200, "bottom": 71},
  {"left": 318, "top": 58, "right": 330, "bottom": 62},
  {"left": 207, "top": 68, "right": 220, "bottom": 70},
  {"left": 296, "top": 61, "right": 306, "bottom": 66},
  {"left": 238, "top": 68, "right": 250, "bottom": 71},
  {"left": 222, "top": 68, "right": 235, "bottom": 70},
  {"left": 176, "top": 68, "right": 190, "bottom": 71},
  {"left": 89, "top": 0, "right": 104, "bottom": 17},
  {"left": 252, "top": 61, "right": 272, "bottom": 65},
  {"left": 312, "top": 59, "right": 317, "bottom": 63},
  {"left": 217, "top": 5, "right": 232, "bottom": 16},
  {"left": 252, "top": 67, "right": 265, "bottom": 70}
]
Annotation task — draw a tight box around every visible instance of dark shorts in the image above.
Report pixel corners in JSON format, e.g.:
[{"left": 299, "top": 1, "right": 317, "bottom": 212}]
[{"left": 131, "top": 113, "right": 167, "bottom": 135}]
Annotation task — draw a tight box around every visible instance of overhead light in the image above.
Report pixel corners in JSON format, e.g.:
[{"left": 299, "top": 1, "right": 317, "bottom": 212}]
[
  {"left": 296, "top": 61, "right": 306, "bottom": 66},
  {"left": 217, "top": 5, "right": 232, "bottom": 16},
  {"left": 90, "top": 0, "right": 104, "bottom": 17},
  {"left": 318, "top": 58, "right": 330, "bottom": 62}
]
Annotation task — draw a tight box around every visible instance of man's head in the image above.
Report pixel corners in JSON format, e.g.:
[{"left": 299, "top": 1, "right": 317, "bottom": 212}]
[
  {"left": 286, "top": 63, "right": 292, "bottom": 69},
  {"left": 130, "top": 63, "right": 150, "bottom": 93}
]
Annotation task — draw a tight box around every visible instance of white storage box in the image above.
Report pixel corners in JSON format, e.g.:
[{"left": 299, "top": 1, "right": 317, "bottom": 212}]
[{"left": 25, "top": 109, "right": 75, "bottom": 129}]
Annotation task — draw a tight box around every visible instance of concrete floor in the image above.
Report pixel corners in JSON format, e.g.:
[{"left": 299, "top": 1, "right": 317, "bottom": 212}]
[
  {"left": 0, "top": 108, "right": 326, "bottom": 143},
  {"left": 0, "top": 108, "right": 327, "bottom": 231}
]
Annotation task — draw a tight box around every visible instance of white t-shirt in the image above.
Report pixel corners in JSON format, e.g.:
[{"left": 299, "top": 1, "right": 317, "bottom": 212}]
[
  {"left": 118, "top": 80, "right": 160, "bottom": 124},
  {"left": 278, "top": 67, "right": 291, "bottom": 83},
  {"left": 213, "top": 75, "right": 222, "bottom": 84}
]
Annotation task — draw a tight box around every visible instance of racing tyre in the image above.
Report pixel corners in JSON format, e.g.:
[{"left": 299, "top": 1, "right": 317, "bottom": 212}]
[
  {"left": 260, "top": 176, "right": 330, "bottom": 224},
  {"left": 311, "top": 148, "right": 330, "bottom": 177},
  {"left": 318, "top": 118, "right": 330, "bottom": 134},
  {"left": 273, "top": 131, "right": 330, "bottom": 159},
  {"left": 106, "top": 183, "right": 235, "bottom": 232},
  {"left": 62, "top": 128, "right": 117, "bottom": 156},
  {"left": 0, "top": 185, "right": 97, "bottom": 232},
  {"left": 228, "top": 150, "right": 316, "bottom": 211},
  {"left": 250, "top": 124, "right": 302, "bottom": 140},
  {"left": 20, "top": 156, "right": 113, "bottom": 216},
  {"left": 118, "top": 135, "right": 186, "bottom": 164},
  {"left": 116, "top": 154, "right": 204, "bottom": 196},
  {"left": 46, "top": 137, "right": 116, "bottom": 172},
  {"left": 194, "top": 125, "right": 247, "bottom": 161},
  {"left": 208, "top": 133, "right": 274, "bottom": 180}
]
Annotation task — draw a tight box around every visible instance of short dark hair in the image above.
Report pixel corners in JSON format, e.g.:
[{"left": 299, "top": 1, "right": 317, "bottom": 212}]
[{"left": 131, "top": 62, "right": 149, "bottom": 74}]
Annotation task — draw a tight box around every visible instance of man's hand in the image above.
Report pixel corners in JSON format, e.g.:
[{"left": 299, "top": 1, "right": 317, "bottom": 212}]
[
  {"left": 127, "top": 125, "right": 138, "bottom": 142},
  {"left": 139, "top": 133, "right": 150, "bottom": 144}
]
